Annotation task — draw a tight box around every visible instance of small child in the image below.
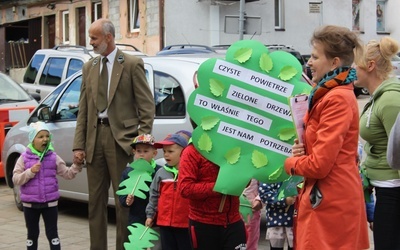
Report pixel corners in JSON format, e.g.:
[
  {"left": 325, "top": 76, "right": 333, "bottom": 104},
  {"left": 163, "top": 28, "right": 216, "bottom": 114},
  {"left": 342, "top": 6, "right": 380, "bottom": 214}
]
[
  {"left": 242, "top": 179, "right": 263, "bottom": 250},
  {"left": 12, "top": 121, "right": 83, "bottom": 250},
  {"left": 145, "top": 133, "right": 191, "bottom": 250},
  {"left": 178, "top": 145, "right": 247, "bottom": 250},
  {"left": 117, "top": 134, "right": 162, "bottom": 225},
  {"left": 259, "top": 182, "right": 295, "bottom": 250}
]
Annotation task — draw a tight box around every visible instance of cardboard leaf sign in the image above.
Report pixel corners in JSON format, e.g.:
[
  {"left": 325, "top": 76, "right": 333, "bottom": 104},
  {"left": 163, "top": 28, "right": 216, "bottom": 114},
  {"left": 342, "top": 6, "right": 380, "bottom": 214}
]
[
  {"left": 124, "top": 223, "right": 160, "bottom": 250},
  {"left": 277, "top": 175, "right": 304, "bottom": 200},
  {"left": 187, "top": 40, "right": 312, "bottom": 196},
  {"left": 116, "top": 159, "right": 154, "bottom": 199},
  {"left": 239, "top": 194, "right": 253, "bottom": 223}
]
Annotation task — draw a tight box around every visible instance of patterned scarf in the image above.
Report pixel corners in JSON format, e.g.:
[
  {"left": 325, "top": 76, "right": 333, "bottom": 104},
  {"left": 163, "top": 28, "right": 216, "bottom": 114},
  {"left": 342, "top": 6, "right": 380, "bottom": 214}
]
[{"left": 308, "top": 67, "right": 357, "bottom": 111}]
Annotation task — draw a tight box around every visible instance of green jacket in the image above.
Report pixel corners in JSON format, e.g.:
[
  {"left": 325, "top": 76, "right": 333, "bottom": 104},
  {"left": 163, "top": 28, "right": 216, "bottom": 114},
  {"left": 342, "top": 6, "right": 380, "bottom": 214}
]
[{"left": 360, "top": 77, "right": 400, "bottom": 181}]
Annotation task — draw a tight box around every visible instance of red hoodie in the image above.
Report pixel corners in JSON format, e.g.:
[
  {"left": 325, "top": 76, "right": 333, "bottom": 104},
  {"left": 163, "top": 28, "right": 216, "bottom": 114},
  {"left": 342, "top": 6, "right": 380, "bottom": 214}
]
[{"left": 178, "top": 144, "right": 241, "bottom": 226}]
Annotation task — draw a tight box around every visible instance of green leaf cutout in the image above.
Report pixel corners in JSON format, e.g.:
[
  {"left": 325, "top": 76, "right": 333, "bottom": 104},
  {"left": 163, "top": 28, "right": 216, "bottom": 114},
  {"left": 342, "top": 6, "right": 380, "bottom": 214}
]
[
  {"left": 234, "top": 48, "right": 252, "bottom": 63},
  {"left": 225, "top": 147, "right": 241, "bottom": 164},
  {"left": 269, "top": 166, "right": 284, "bottom": 181},
  {"left": 210, "top": 78, "right": 225, "bottom": 97},
  {"left": 278, "top": 127, "right": 295, "bottom": 141},
  {"left": 201, "top": 116, "right": 220, "bottom": 131},
  {"left": 198, "top": 132, "right": 212, "bottom": 152},
  {"left": 260, "top": 53, "right": 273, "bottom": 73},
  {"left": 277, "top": 175, "right": 303, "bottom": 199},
  {"left": 239, "top": 194, "right": 253, "bottom": 223},
  {"left": 278, "top": 66, "right": 298, "bottom": 81},
  {"left": 124, "top": 223, "right": 160, "bottom": 250},
  {"left": 116, "top": 159, "right": 154, "bottom": 199},
  {"left": 252, "top": 150, "right": 268, "bottom": 168}
]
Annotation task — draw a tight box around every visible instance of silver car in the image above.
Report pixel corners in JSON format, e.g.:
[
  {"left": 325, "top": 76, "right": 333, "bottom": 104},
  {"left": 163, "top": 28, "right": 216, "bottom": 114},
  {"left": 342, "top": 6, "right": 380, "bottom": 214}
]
[
  {"left": 2, "top": 54, "right": 312, "bottom": 210},
  {"left": 392, "top": 54, "right": 400, "bottom": 79},
  {"left": 2, "top": 55, "right": 212, "bottom": 210}
]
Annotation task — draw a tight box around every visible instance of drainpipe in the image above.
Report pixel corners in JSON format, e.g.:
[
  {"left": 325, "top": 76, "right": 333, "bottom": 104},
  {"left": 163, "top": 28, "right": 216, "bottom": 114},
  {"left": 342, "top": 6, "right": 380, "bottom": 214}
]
[
  {"left": 159, "top": 0, "right": 164, "bottom": 50},
  {"left": 239, "top": 0, "right": 245, "bottom": 40}
]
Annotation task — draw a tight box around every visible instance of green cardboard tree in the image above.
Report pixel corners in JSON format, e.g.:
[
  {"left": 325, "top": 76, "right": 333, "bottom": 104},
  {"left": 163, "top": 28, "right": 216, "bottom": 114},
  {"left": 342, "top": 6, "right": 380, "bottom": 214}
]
[
  {"left": 124, "top": 223, "right": 160, "bottom": 250},
  {"left": 187, "top": 40, "right": 312, "bottom": 195},
  {"left": 116, "top": 159, "right": 155, "bottom": 199}
]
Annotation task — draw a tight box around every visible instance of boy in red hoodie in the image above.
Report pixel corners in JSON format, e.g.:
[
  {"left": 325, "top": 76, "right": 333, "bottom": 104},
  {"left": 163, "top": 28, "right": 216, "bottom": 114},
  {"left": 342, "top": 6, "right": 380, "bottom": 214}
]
[{"left": 178, "top": 143, "right": 247, "bottom": 250}]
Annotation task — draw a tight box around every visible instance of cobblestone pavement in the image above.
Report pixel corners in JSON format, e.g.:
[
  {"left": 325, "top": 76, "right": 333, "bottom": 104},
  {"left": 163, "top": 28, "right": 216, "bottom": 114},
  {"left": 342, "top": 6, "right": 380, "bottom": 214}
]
[{"left": 0, "top": 177, "right": 374, "bottom": 250}]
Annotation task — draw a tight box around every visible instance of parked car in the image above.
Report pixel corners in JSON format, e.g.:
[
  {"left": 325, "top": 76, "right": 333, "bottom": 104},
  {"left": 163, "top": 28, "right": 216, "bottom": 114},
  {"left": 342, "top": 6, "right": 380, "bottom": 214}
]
[
  {"left": 157, "top": 44, "right": 218, "bottom": 55},
  {"left": 2, "top": 55, "right": 211, "bottom": 210},
  {"left": 213, "top": 44, "right": 307, "bottom": 74},
  {"left": 0, "top": 72, "right": 38, "bottom": 178},
  {"left": 302, "top": 54, "right": 312, "bottom": 79},
  {"left": 21, "top": 46, "right": 92, "bottom": 100},
  {"left": 392, "top": 53, "right": 400, "bottom": 79},
  {"left": 21, "top": 44, "right": 146, "bottom": 101}
]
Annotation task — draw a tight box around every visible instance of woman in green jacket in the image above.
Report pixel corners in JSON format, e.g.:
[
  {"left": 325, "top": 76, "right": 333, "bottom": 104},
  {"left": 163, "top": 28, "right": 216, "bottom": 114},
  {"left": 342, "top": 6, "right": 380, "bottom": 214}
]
[{"left": 354, "top": 36, "right": 400, "bottom": 250}]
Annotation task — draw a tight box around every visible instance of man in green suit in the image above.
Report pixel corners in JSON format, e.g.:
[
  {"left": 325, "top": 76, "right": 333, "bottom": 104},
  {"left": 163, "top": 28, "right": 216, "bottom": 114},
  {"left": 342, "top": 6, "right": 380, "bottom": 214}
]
[{"left": 73, "top": 18, "right": 155, "bottom": 250}]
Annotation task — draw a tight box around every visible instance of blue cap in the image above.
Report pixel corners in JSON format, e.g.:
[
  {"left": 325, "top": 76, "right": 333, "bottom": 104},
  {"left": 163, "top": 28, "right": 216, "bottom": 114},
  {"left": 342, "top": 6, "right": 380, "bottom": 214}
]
[{"left": 154, "top": 134, "right": 188, "bottom": 148}]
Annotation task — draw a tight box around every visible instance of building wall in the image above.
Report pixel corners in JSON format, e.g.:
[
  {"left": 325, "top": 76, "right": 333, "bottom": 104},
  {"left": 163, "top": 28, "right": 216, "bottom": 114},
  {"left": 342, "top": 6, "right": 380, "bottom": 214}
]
[
  {"left": 1, "top": 0, "right": 399, "bottom": 67},
  {"left": 165, "top": 0, "right": 400, "bottom": 55}
]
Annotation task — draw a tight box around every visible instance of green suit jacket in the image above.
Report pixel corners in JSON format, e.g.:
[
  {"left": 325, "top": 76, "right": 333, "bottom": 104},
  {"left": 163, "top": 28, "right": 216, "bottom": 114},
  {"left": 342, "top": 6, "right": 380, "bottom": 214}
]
[{"left": 73, "top": 49, "right": 155, "bottom": 163}]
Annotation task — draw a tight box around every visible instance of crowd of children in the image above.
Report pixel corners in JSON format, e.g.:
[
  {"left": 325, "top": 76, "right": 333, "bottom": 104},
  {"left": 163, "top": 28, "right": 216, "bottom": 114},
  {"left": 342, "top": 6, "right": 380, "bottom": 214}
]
[{"left": 14, "top": 122, "right": 375, "bottom": 250}]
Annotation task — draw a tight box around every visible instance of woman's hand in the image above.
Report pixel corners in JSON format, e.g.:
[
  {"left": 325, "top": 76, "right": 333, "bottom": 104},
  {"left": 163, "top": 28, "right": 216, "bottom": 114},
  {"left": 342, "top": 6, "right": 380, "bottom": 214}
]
[{"left": 292, "top": 138, "right": 306, "bottom": 157}]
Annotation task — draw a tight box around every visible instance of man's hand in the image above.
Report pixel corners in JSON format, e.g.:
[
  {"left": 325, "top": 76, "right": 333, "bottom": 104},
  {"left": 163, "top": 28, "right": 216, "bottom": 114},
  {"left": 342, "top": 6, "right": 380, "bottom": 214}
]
[{"left": 73, "top": 150, "right": 86, "bottom": 165}]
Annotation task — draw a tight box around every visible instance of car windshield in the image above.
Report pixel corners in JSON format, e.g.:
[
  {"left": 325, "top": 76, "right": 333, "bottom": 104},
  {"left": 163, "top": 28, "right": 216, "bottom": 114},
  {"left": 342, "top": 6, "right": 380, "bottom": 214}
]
[{"left": 0, "top": 73, "right": 32, "bottom": 102}]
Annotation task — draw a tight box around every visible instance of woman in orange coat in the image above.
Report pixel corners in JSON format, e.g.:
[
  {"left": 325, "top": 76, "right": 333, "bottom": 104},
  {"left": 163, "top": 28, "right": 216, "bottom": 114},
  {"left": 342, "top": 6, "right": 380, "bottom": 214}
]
[{"left": 284, "top": 25, "right": 370, "bottom": 249}]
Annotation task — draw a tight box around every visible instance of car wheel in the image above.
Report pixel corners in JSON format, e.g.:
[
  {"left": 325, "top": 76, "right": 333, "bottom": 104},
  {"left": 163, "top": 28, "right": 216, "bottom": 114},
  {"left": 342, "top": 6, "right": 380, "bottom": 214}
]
[
  {"left": 354, "top": 88, "right": 362, "bottom": 97},
  {"left": 361, "top": 88, "right": 369, "bottom": 95},
  {"left": 12, "top": 158, "right": 23, "bottom": 211},
  {"left": 13, "top": 184, "right": 23, "bottom": 211}
]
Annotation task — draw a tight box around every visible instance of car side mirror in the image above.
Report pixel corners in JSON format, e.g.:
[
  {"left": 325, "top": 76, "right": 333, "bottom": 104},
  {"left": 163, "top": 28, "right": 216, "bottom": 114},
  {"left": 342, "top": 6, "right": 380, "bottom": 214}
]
[
  {"left": 30, "top": 93, "right": 41, "bottom": 102},
  {"left": 37, "top": 106, "right": 51, "bottom": 122}
]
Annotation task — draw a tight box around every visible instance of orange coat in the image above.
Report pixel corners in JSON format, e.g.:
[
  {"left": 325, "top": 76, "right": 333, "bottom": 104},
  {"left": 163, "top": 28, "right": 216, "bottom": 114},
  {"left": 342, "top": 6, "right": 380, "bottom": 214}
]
[{"left": 284, "top": 85, "right": 369, "bottom": 250}]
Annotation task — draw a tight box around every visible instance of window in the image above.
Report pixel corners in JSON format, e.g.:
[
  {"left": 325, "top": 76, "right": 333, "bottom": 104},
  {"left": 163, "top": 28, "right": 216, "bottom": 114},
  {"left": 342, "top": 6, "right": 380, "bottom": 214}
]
[
  {"left": 66, "top": 59, "right": 84, "bottom": 78},
  {"left": 23, "top": 54, "right": 45, "bottom": 83},
  {"left": 62, "top": 11, "right": 70, "bottom": 44},
  {"left": 352, "top": 0, "right": 361, "bottom": 31},
  {"left": 153, "top": 71, "right": 185, "bottom": 117},
  {"left": 128, "top": 0, "right": 140, "bottom": 32},
  {"left": 376, "top": 0, "right": 386, "bottom": 32},
  {"left": 92, "top": 2, "right": 102, "bottom": 22},
  {"left": 39, "top": 58, "right": 67, "bottom": 86},
  {"left": 274, "top": 0, "right": 284, "bottom": 30},
  {"left": 56, "top": 75, "right": 82, "bottom": 120}
]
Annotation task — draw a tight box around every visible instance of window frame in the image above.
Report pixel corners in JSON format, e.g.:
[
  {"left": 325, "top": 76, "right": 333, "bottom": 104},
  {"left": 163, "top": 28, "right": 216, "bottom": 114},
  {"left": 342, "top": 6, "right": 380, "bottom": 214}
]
[
  {"left": 93, "top": 2, "right": 102, "bottom": 21},
  {"left": 274, "top": 0, "right": 285, "bottom": 30},
  {"left": 62, "top": 11, "right": 70, "bottom": 44},
  {"left": 376, "top": 0, "right": 386, "bottom": 33},
  {"left": 128, "top": 0, "right": 140, "bottom": 33}
]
